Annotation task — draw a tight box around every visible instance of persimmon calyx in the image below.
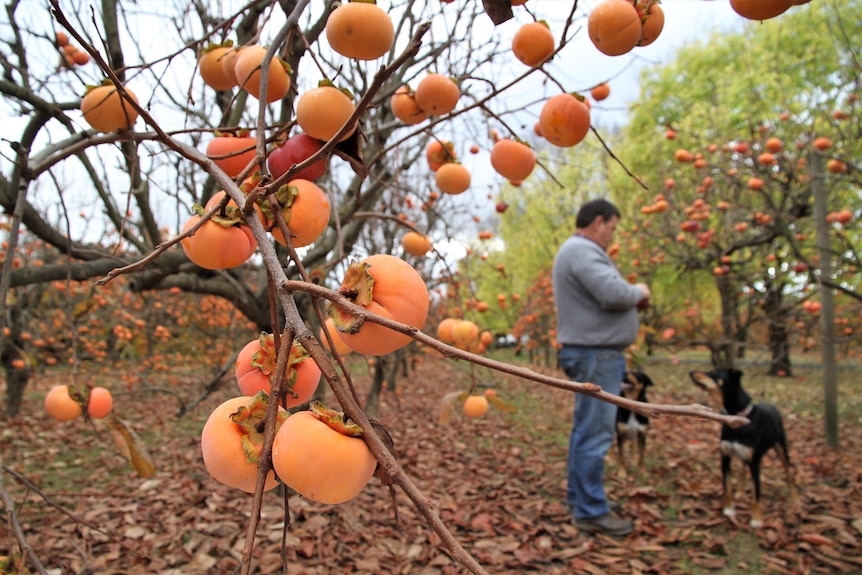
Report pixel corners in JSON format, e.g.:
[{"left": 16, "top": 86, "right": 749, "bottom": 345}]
[
  {"left": 202, "top": 40, "right": 234, "bottom": 52},
  {"left": 310, "top": 401, "right": 365, "bottom": 437},
  {"left": 328, "top": 260, "right": 375, "bottom": 334},
  {"left": 250, "top": 332, "right": 277, "bottom": 376},
  {"left": 316, "top": 78, "right": 355, "bottom": 100},
  {"left": 249, "top": 332, "right": 309, "bottom": 390},
  {"left": 230, "top": 391, "right": 288, "bottom": 464},
  {"left": 191, "top": 202, "right": 245, "bottom": 227}
]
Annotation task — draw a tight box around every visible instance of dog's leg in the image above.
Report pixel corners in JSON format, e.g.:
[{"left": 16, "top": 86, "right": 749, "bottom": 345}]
[
  {"left": 637, "top": 431, "right": 647, "bottom": 475},
  {"left": 721, "top": 454, "right": 735, "bottom": 517},
  {"left": 775, "top": 440, "right": 799, "bottom": 504},
  {"left": 615, "top": 424, "right": 628, "bottom": 478},
  {"left": 748, "top": 458, "right": 764, "bottom": 529}
]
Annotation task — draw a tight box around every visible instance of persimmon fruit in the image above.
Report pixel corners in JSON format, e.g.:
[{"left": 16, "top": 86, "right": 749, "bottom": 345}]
[
  {"left": 267, "top": 179, "right": 331, "bottom": 248},
  {"left": 813, "top": 137, "right": 833, "bottom": 151},
  {"left": 401, "top": 232, "right": 433, "bottom": 256},
  {"left": 637, "top": 1, "right": 664, "bottom": 46},
  {"left": 199, "top": 44, "right": 237, "bottom": 91},
  {"left": 415, "top": 74, "right": 460, "bottom": 116},
  {"left": 201, "top": 393, "right": 287, "bottom": 493},
  {"left": 272, "top": 403, "right": 376, "bottom": 504},
  {"left": 730, "top": 0, "right": 793, "bottom": 21},
  {"left": 235, "top": 333, "right": 321, "bottom": 408},
  {"left": 87, "top": 387, "right": 113, "bottom": 419},
  {"left": 463, "top": 395, "right": 489, "bottom": 418},
  {"left": 390, "top": 85, "right": 429, "bottom": 125},
  {"left": 206, "top": 133, "right": 257, "bottom": 178},
  {"left": 296, "top": 84, "right": 356, "bottom": 142},
  {"left": 435, "top": 162, "right": 471, "bottom": 195},
  {"left": 330, "top": 254, "right": 429, "bottom": 356},
  {"left": 452, "top": 320, "right": 479, "bottom": 349},
  {"left": 320, "top": 317, "right": 353, "bottom": 356},
  {"left": 219, "top": 47, "right": 244, "bottom": 86},
  {"left": 588, "top": 0, "right": 642, "bottom": 57},
  {"left": 181, "top": 210, "right": 257, "bottom": 271},
  {"left": 436, "top": 318, "right": 459, "bottom": 343},
  {"left": 234, "top": 45, "right": 291, "bottom": 103},
  {"left": 45, "top": 385, "right": 82, "bottom": 422},
  {"left": 80, "top": 82, "right": 139, "bottom": 132},
  {"left": 590, "top": 83, "right": 610, "bottom": 101},
  {"left": 539, "top": 93, "right": 591, "bottom": 147},
  {"left": 325, "top": 1, "right": 394, "bottom": 61},
  {"left": 426, "top": 140, "right": 457, "bottom": 172},
  {"left": 490, "top": 139, "right": 536, "bottom": 182},
  {"left": 511, "top": 21, "right": 555, "bottom": 67},
  {"left": 267, "top": 133, "right": 328, "bottom": 182}
]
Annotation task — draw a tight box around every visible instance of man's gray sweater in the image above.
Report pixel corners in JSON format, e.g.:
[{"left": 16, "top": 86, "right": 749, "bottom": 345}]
[{"left": 552, "top": 234, "right": 644, "bottom": 350}]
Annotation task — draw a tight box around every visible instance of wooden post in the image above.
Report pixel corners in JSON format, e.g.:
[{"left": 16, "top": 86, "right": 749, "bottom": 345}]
[{"left": 811, "top": 150, "right": 839, "bottom": 448}]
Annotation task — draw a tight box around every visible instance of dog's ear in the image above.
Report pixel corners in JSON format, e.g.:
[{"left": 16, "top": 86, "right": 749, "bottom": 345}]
[
  {"left": 640, "top": 372, "right": 654, "bottom": 387},
  {"left": 689, "top": 371, "right": 717, "bottom": 391}
]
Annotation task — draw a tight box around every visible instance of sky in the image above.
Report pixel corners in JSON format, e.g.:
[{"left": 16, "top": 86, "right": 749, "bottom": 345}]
[{"left": 0, "top": 0, "right": 750, "bottom": 249}]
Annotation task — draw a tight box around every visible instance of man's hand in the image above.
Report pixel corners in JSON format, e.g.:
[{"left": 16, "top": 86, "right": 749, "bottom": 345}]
[{"left": 635, "top": 283, "right": 651, "bottom": 310}]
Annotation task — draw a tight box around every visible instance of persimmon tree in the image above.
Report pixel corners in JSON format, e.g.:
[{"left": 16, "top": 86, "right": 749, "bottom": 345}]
[
  {"left": 0, "top": 1, "right": 784, "bottom": 573},
  {"left": 610, "top": 0, "right": 860, "bottom": 373}
]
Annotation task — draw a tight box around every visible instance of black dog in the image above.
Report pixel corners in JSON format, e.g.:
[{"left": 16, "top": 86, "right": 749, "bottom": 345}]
[
  {"left": 689, "top": 368, "right": 798, "bottom": 528},
  {"left": 615, "top": 370, "right": 653, "bottom": 478}
]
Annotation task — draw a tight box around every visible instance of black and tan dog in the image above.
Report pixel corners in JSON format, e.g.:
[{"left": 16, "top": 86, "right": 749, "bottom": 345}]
[
  {"left": 615, "top": 370, "right": 654, "bottom": 478},
  {"left": 689, "top": 368, "right": 798, "bottom": 528}
]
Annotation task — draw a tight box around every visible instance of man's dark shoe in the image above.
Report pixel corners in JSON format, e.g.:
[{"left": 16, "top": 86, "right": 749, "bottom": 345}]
[{"left": 574, "top": 512, "right": 633, "bottom": 536}]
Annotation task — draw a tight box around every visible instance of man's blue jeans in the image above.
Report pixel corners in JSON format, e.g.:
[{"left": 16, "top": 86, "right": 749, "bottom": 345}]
[{"left": 559, "top": 345, "right": 625, "bottom": 520}]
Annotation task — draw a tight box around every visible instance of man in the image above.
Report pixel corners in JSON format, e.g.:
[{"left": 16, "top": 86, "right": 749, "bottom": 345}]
[{"left": 552, "top": 199, "right": 651, "bottom": 537}]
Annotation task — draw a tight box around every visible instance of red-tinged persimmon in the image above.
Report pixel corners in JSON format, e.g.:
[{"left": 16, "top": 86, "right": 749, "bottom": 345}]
[
  {"left": 813, "top": 137, "right": 833, "bottom": 151},
  {"left": 234, "top": 45, "right": 291, "bottom": 103},
  {"left": 198, "top": 43, "right": 237, "bottom": 91},
  {"left": 72, "top": 50, "right": 90, "bottom": 66},
  {"left": 45, "top": 385, "right": 83, "bottom": 422},
  {"left": 55, "top": 31, "right": 69, "bottom": 46},
  {"left": 826, "top": 159, "right": 847, "bottom": 174},
  {"left": 765, "top": 137, "right": 783, "bottom": 152},
  {"left": 235, "top": 333, "right": 321, "bottom": 408},
  {"left": 201, "top": 393, "right": 287, "bottom": 493},
  {"left": 414, "top": 74, "right": 460, "bottom": 116},
  {"left": 490, "top": 139, "right": 536, "bottom": 181},
  {"left": 758, "top": 152, "right": 777, "bottom": 165},
  {"left": 512, "top": 21, "right": 555, "bottom": 67},
  {"left": 267, "top": 133, "right": 328, "bottom": 181},
  {"left": 590, "top": 82, "right": 610, "bottom": 101},
  {"left": 748, "top": 177, "right": 765, "bottom": 190},
  {"left": 426, "top": 140, "right": 457, "bottom": 172},
  {"left": 325, "top": 1, "right": 394, "bottom": 61},
  {"left": 181, "top": 211, "right": 257, "bottom": 270},
  {"left": 730, "top": 0, "right": 793, "bottom": 21},
  {"left": 266, "top": 179, "right": 331, "bottom": 248},
  {"left": 674, "top": 149, "right": 693, "bottom": 162},
  {"left": 435, "top": 162, "right": 471, "bottom": 195},
  {"left": 539, "top": 93, "right": 590, "bottom": 147},
  {"left": 272, "top": 402, "right": 377, "bottom": 504},
  {"left": 80, "top": 81, "right": 139, "bottom": 132},
  {"left": 637, "top": 1, "right": 664, "bottom": 46},
  {"left": 320, "top": 317, "right": 353, "bottom": 356},
  {"left": 87, "top": 387, "right": 113, "bottom": 419},
  {"left": 206, "top": 133, "right": 257, "bottom": 178},
  {"left": 390, "top": 85, "right": 429, "bottom": 125},
  {"left": 463, "top": 395, "right": 489, "bottom": 418},
  {"left": 588, "top": 0, "right": 642, "bottom": 57},
  {"left": 330, "top": 254, "right": 429, "bottom": 356},
  {"left": 401, "top": 232, "right": 432, "bottom": 256},
  {"left": 295, "top": 84, "right": 356, "bottom": 142}
]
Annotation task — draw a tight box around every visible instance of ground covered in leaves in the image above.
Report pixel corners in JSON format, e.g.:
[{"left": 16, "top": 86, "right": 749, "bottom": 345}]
[{"left": 2, "top": 353, "right": 861, "bottom": 574}]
